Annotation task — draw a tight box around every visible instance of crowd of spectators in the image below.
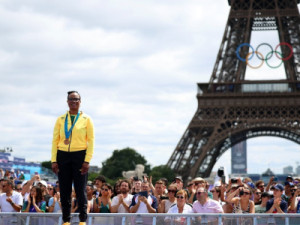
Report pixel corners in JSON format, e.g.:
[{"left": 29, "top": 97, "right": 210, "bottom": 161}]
[{"left": 1, "top": 167, "right": 300, "bottom": 221}]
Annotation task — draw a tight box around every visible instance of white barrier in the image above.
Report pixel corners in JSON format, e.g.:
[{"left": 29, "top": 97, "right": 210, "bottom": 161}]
[{"left": 0, "top": 213, "right": 300, "bottom": 225}]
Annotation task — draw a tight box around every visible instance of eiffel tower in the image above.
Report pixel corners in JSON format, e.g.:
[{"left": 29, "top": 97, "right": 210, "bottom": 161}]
[{"left": 167, "top": 0, "right": 300, "bottom": 183}]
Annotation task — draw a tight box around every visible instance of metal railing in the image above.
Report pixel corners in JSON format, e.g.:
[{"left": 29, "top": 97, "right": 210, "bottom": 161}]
[{"left": 0, "top": 213, "right": 300, "bottom": 225}]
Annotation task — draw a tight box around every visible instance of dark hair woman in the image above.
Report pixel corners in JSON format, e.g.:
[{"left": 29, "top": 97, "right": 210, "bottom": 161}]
[
  {"left": 93, "top": 183, "right": 112, "bottom": 213},
  {"left": 51, "top": 91, "right": 95, "bottom": 225},
  {"left": 22, "top": 186, "right": 46, "bottom": 213},
  {"left": 227, "top": 187, "right": 255, "bottom": 213}
]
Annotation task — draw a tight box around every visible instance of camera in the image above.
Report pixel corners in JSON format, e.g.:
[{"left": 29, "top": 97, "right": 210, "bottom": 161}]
[
  {"left": 217, "top": 167, "right": 224, "bottom": 177},
  {"left": 231, "top": 178, "right": 237, "bottom": 183},
  {"left": 291, "top": 189, "right": 295, "bottom": 197},
  {"left": 133, "top": 176, "right": 139, "bottom": 181}
]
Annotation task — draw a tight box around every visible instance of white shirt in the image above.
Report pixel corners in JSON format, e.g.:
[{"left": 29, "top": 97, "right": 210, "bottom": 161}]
[
  {"left": 112, "top": 194, "right": 133, "bottom": 213},
  {"left": 165, "top": 204, "right": 193, "bottom": 222},
  {"left": 167, "top": 203, "right": 193, "bottom": 214},
  {"left": 192, "top": 199, "right": 224, "bottom": 213},
  {"left": 131, "top": 195, "right": 155, "bottom": 213},
  {"left": 0, "top": 191, "right": 23, "bottom": 212}
]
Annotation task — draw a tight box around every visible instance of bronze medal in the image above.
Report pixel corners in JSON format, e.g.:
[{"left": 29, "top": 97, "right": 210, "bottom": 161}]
[{"left": 64, "top": 139, "right": 70, "bottom": 145}]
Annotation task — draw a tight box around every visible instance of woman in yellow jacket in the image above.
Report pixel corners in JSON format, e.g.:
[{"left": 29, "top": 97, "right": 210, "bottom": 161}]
[{"left": 51, "top": 91, "right": 94, "bottom": 225}]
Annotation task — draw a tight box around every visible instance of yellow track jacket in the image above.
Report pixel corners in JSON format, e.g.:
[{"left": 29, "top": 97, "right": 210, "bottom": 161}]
[{"left": 51, "top": 111, "right": 94, "bottom": 163}]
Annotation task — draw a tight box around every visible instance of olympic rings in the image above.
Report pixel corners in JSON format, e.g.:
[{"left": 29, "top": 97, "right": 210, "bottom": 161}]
[
  {"left": 246, "top": 51, "right": 264, "bottom": 69},
  {"left": 256, "top": 43, "right": 273, "bottom": 60},
  {"left": 265, "top": 51, "right": 283, "bottom": 69},
  {"left": 236, "top": 42, "right": 293, "bottom": 69},
  {"left": 236, "top": 43, "right": 255, "bottom": 62},
  {"left": 275, "top": 42, "right": 293, "bottom": 61}
]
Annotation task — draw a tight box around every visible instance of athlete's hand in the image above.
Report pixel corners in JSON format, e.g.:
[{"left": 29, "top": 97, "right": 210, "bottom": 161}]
[
  {"left": 81, "top": 162, "right": 89, "bottom": 175},
  {"left": 52, "top": 163, "right": 59, "bottom": 174}
]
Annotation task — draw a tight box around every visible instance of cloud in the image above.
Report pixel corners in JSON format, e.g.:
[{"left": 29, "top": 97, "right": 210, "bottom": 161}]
[{"left": 0, "top": 0, "right": 299, "bottom": 177}]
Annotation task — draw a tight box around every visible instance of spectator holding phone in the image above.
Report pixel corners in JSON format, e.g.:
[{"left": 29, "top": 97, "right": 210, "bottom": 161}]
[{"left": 130, "top": 180, "right": 157, "bottom": 213}]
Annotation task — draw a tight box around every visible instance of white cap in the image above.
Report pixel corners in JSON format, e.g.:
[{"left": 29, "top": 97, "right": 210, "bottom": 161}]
[
  {"left": 38, "top": 180, "right": 47, "bottom": 187},
  {"left": 21, "top": 180, "right": 28, "bottom": 188}
]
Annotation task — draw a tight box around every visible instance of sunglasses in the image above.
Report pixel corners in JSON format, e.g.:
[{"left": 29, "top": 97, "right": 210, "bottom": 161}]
[
  {"left": 194, "top": 182, "right": 205, "bottom": 185},
  {"left": 168, "top": 189, "right": 176, "bottom": 193},
  {"left": 48, "top": 188, "right": 53, "bottom": 190},
  {"left": 101, "top": 188, "right": 109, "bottom": 191},
  {"left": 197, "top": 191, "right": 206, "bottom": 195},
  {"left": 255, "top": 192, "right": 261, "bottom": 195},
  {"left": 16, "top": 188, "right": 22, "bottom": 191},
  {"left": 68, "top": 98, "right": 80, "bottom": 102},
  {"left": 176, "top": 196, "right": 184, "bottom": 199},
  {"left": 258, "top": 185, "right": 264, "bottom": 188},
  {"left": 242, "top": 192, "right": 250, "bottom": 195}
]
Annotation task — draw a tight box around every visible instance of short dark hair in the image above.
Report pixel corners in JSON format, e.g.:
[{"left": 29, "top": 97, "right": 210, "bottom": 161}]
[
  {"left": 160, "top": 178, "right": 168, "bottom": 187},
  {"left": 255, "top": 180, "right": 264, "bottom": 188},
  {"left": 261, "top": 192, "right": 270, "bottom": 198},
  {"left": 102, "top": 183, "right": 112, "bottom": 190},
  {"left": 155, "top": 180, "right": 165, "bottom": 186},
  {"left": 3, "top": 179, "right": 14, "bottom": 189},
  {"left": 120, "top": 179, "right": 132, "bottom": 190},
  {"left": 95, "top": 175, "right": 106, "bottom": 183},
  {"left": 67, "top": 91, "right": 81, "bottom": 99}
]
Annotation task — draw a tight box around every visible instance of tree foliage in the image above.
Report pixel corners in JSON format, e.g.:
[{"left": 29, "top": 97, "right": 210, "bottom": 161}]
[
  {"left": 41, "top": 161, "right": 52, "bottom": 170},
  {"left": 88, "top": 172, "right": 100, "bottom": 182},
  {"left": 150, "top": 165, "right": 176, "bottom": 184},
  {"left": 100, "top": 147, "right": 151, "bottom": 180}
]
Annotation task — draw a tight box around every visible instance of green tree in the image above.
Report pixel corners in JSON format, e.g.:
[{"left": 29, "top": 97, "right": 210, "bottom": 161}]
[
  {"left": 41, "top": 161, "right": 52, "bottom": 170},
  {"left": 150, "top": 165, "right": 176, "bottom": 184},
  {"left": 88, "top": 172, "right": 100, "bottom": 182},
  {"left": 100, "top": 147, "right": 151, "bottom": 180}
]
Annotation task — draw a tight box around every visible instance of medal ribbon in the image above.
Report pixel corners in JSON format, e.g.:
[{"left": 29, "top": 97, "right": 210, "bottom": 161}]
[{"left": 64, "top": 111, "right": 80, "bottom": 139}]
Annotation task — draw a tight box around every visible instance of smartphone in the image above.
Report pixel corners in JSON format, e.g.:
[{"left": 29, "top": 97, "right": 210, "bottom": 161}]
[
  {"left": 221, "top": 175, "right": 226, "bottom": 184},
  {"left": 160, "top": 196, "right": 169, "bottom": 200},
  {"left": 139, "top": 191, "right": 148, "bottom": 198},
  {"left": 274, "top": 177, "right": 278, "bottom": 182},
  {"left": 34, "top": 172, "right": 39, "bottom": 175}
]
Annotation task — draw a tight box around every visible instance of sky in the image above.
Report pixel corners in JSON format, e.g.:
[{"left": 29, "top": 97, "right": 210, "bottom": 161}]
[{"left": 1, "top": 0, "right": 300, "bottom": 175}]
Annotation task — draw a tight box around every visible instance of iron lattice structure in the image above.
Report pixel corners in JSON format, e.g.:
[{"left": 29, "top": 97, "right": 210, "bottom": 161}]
[{"left": 167, "top": 0, "right": 300, "bottom": 182}]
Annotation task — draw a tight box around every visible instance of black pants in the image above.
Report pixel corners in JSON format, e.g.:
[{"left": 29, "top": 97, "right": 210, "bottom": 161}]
[{"left": 57, "top": 150, "right": 88, "bottom": 222}]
